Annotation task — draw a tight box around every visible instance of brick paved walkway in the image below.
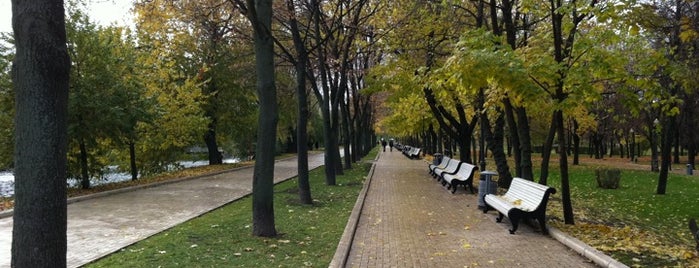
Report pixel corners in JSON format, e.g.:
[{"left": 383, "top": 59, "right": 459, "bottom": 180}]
[{"left": 344, "top": 149, "right": 597, "bottom": 267}]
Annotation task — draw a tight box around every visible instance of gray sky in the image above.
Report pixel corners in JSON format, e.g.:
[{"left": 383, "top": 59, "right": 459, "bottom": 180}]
[{"left": 0, "top": 0, "right": 134, "bottom": 34}]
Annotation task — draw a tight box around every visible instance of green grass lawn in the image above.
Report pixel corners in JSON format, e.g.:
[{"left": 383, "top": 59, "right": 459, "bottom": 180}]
[
  {"left": 544, "top": 163, "right": 699, "bottom": 267},
  {"left": 86, "top": 149, "right": 376, "bottom": 267}
]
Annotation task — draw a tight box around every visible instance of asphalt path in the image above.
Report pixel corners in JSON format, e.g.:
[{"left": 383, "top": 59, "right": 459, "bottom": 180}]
[{"left": 0, "top": 153, "right": 325, "bottom": 268}]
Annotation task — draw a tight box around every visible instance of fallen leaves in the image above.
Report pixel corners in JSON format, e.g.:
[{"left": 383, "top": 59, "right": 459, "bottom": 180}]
[
  {"left": 553, "top": 221, "right": 698, "bottom": 265},
  {"left": 426, "top": 231, "right": 447, "bottom": 236}
]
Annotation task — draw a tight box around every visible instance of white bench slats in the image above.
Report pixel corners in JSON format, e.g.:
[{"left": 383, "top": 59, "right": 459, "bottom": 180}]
[
  {"left": 428, "top": 156, "right": 452, "bottom": 175},
  {"left": 401, "top": 146, "right": 421, "bottom": 159},
  {"left": 433, "top": 159, "right": 461, "bottom": 179},
  {"left": 441, "top": 163, "right": 477, "bottom": 194},
  {"left": 483, "top": 178, "right": 556, "bottom": 234}
]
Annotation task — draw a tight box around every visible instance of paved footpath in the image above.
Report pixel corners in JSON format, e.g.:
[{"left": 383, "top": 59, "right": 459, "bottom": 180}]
[
  {"left": 343, "top": 150, "right": 599, "bottom": 267},
  {"left": 0, "top": 154, "right": 325, "bottom": 268}
]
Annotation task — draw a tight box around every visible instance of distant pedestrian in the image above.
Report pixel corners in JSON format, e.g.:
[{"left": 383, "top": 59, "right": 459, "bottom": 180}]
[
  {"left": 381, "top": 139, "right": 387, "bottom": 152},
  {"left": 389, "top": 139, "right": 394, "bottom": 152}
]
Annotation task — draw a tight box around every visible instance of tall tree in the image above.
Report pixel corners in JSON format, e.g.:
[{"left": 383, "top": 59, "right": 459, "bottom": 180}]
[
  {"left": 133, "top": 1, "right": 212, "bottom": 175},
  {"left": 282, "top": 0, "right": 313, "bottom": 204},
  {"left": 236, "top": 0, "right": 278, "bottom": 237},
  {"left": 11, "top": 0, "right": 70, "bottom": 266},
  {"left": 65, "top": 4, "right": 139, "bottom": 188},
  {"left": 650, "top": 0, "right": 692, "bottom": 195},
  {"left": 528, "top": 0, "right": 630, "bottom": 223},
  {"left": 135, "top": 0, "right": 258, "bottom": 164}
]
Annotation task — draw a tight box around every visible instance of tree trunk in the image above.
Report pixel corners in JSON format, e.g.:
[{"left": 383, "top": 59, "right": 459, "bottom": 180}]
[
  {"left": 320, "top": 105, "right": 336, "bottom": 185},
  {"left": 341, "top": 98, "right": 352, "bottom": 170},
  {"left": 79, "top": 136, "right": 90, "bottom": 189},
  {"left": 485, "top": 110, "right": 513, "bottom": 188},
  {"left": 309, "top": 0, "right": 338, "bottom": 185},
  {"left": 572, "top": 119, "right": 580, "bottom": 165},
  {"left": 478, "top": 91, "right": 487, "bottom": 171},
  {"left": 515, "top": 107, "right": 534, "bottom": 180},
  {"left": 331, "top": 116, "right": 343, "bottom": 175},
  {"left": 12, "top": 1, "right": 70, "bottom": 266},
  {"left": 248, "top": 0, "right": 277, "bottom": 237},
  {"left": 673, "top": 126, "right": 680, "bottom": 164},
  {"left": 650, "top": 122, "right": 660, "bottom": 172},
  {"left": 657, "top": 116, "right": 675, "bottom": 195},
  {"left": 287, "top": 0, "right": 312, "bottom": 204},
  {"left": 204, "top": 120, "right": 223, "bottom": 165},
  {"left": 129, "top": 141, "right": 138, "bottom": 181},
  {"left": 503, "top": 99, "right": 521, "bottom": 177},
  {"left": 555, "top": 110, "right": 574, "bottom": 224},
  {"left": 539, "top": 114, "right": 556, "bottom": 185}
]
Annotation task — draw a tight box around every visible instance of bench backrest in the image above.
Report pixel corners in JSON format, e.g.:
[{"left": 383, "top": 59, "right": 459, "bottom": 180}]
[
  {"left": 503, "top": 178, "right": 556, "bottom": 211},
  {"left": 411, "top": 148, "right": 421, "bottom": 156},
  {"left": 439, "top": 159, "right": 461, "bottom": 173},
  {"left": 455, "top": 162, "right": 476, "bottom": 178},
  {"left": 436, "top": 156, "right": 452, "bottom": 167}
]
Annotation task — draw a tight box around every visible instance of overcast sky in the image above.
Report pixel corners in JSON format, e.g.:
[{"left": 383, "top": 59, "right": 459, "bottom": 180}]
[{"left": 0, "top": 1, "right": 134, "bottom": 34}]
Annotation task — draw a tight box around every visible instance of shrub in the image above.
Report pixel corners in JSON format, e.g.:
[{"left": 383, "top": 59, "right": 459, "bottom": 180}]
[{"left": 595, "top": 168, "right": 621, "bottom": 189}]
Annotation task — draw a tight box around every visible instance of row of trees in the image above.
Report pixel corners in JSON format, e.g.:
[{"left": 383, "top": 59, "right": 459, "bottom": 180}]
[
  {"left": 21, "top": 0, "right": 699, "bottom": 265},
  {"left": 8, "top": 0, "right": 383, "bottom": 265},
  {"left": 2, "top": 0, "right": 373, "bottom": 189},
  {"left": 371, "top": 0, "right": 699, "bottom": 226}
]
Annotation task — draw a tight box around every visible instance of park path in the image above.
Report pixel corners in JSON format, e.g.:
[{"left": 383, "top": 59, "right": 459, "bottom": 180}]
[
  {"left": 342, "top": 149, "right": 599, "bottom": 267},
  {"left": 0, "top": 154, "right": 325, "bottom": 268}
]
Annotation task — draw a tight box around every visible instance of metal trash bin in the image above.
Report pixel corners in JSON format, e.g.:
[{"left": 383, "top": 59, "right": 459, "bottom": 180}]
[
  {"left": 688, "top": 164, "right": 693, "bottom": 175},
  {"left": 478, "top": 170, "right": 498, "bottom": 209},
  {"left": 433, "top": 153, "right": 443, "bottom": 165}
]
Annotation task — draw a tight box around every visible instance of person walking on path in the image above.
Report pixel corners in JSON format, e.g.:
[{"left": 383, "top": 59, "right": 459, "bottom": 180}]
[
  {"left": 381, "top": 138, "right": 387, "bottom": 152},
  {"left": 389, "top": 139, "right": 394, "bottom": 152}
]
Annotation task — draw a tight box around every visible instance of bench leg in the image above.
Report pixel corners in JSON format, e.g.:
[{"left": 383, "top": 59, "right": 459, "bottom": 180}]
[
  {"left": 467, "top": 181, "right": 475, "bottom": 194},
  {"left": 450, "top": 182, "right": 457, "bottom": 194},
  {"left": 509, "top": 220, "right": 519, "bottom": 234},
  {"left": 496, "top": 212, "right": 504, "bottom": 223},
  {"left": 537, "top": 215, "right": 549, "bottom": 235},
  {"left": 508, "top": 212, "right": 523, "bottom": 234}
]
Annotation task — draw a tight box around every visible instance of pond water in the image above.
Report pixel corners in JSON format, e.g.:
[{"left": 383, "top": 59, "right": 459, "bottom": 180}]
[{"left": 0, "top": 158, "right": 239, "bottom": 197}]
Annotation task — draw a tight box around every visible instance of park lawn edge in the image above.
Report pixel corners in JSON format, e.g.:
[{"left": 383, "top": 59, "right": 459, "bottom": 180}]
[{"left": 86, "top": 149, "right": 377, "bottom": 267}]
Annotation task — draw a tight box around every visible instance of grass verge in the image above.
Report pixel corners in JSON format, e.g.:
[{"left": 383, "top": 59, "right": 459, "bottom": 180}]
[{"left": 85, "top": 149, "right": 376, "bottom": 267}]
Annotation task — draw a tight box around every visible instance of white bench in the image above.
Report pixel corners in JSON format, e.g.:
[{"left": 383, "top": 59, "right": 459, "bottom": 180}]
[
  {"left": 483, "top": 178, "right": 556, "bottom": 234},
  {"left": 432, "top": 159, "right": 461, "bottom": 179},
  {"left": 401, "top": 146, "right": 420, "bottom": 159},
  {"left": 408, "top": 147, "right": 421, "bottom": 159},
  {"left": 428, "top": 156, "right": 452, "bottom": 176},
  {"left": 440, "top": 162, "right": 477, "bottom": 194}
]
